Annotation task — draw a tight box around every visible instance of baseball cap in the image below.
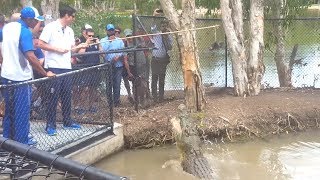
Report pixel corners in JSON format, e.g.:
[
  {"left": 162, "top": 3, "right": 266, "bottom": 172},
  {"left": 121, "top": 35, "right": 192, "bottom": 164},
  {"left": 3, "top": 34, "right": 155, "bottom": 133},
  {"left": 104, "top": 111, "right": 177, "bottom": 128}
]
[
  {"left": 84, "top": 24, "right": 92, "bottom": 29},
  {"left": 20, "top": 7, "right": 44, "bottom": 21},
  {"left": 124, "top": 29, "right": 133, "bottom": 37},
  {"left": 106, "top": 24, "right": 115, "bottom": 31}
]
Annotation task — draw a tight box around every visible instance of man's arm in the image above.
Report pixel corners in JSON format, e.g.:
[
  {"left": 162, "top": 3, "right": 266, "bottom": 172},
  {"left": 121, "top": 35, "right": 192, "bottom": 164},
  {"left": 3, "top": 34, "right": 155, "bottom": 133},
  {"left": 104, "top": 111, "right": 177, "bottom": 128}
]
[
  {"left": 123, "top": 55, "right": 133, "bottom": 78},
  {"left": 24, "top": 51, "right": 55, "bottom": 77},
  {"left": 38, "top": 40, "right": 69, "bottom": 54}
]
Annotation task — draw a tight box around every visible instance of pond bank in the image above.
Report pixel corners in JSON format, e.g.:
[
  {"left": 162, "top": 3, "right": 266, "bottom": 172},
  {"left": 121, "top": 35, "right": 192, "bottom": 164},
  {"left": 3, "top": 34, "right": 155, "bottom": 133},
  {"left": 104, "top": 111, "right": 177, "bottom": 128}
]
[{"left": 114, "top": 88, "right": 320, "bottom": 149}]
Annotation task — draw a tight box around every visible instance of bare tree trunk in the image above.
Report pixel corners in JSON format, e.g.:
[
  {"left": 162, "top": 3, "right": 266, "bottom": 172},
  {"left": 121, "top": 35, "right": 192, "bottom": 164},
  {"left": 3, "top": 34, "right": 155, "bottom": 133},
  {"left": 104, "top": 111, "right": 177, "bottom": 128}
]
[
  {"left": 273, "top": 0, "right": 292, "bottom": 87},
  {"left": 20, "top": 0, "right": 33, "bottom": 7},
  {"left": 160, "top": 0, "right": 205, "bottom": 112},
  {"left": 41, "top": 0, "right": 60, "bottom": 24},
  {"left": 248, "top": 0, "right": 265, "bottom": 95},
  {"left": 220, "top": 0, "right": 248, "bottom": 96},
  {"left": 133, "top": 1, "right": 137, "bottom": 15}
]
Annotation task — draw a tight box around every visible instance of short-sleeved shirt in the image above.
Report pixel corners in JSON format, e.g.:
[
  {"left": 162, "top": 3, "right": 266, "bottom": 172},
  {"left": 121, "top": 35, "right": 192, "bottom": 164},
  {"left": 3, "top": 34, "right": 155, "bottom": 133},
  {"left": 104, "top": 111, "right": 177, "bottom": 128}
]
[
  {"left": 34, "top": 47, "right": 44, "bottom": 59},
  {"left": 150, "top": 25, "right": 173, "bottom": 58},
  {"left": 0, "top": 28, "right": 3, "bottom": 42},
  {"left": 81, "top": 44, "right": 100, "bottom": 64},
  {"left": 100, "top": 37, "right": 125, "bottom": 68},
  {"left": 39, "top": 20, "right": 75, "bottom": 69},
  {"left": 1, "top": 20, "right": 34, "bottom": 81}
]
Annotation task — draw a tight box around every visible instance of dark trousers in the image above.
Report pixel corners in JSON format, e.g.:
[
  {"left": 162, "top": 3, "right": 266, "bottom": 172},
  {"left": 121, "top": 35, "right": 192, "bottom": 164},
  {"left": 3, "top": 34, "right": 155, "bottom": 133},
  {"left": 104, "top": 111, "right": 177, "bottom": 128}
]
[
  {"left": 45, "top": 68, "right": 73, "bottom": 129},
  {"left": 151, "top": 58, "right": 169, "bottom": 100},
  {"left": 112, "top": 66, "right": 123, "bottom": 106},
  {"left": 1, "top": 78, "right": 31, "bottom": 144}
]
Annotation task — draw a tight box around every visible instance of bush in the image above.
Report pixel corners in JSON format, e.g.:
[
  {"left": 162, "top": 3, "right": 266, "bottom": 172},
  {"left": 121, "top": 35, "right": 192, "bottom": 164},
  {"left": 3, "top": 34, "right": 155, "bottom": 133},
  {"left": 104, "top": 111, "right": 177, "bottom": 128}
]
[{"left": 72, "top": 10, "right": 133, "bottom": 39}]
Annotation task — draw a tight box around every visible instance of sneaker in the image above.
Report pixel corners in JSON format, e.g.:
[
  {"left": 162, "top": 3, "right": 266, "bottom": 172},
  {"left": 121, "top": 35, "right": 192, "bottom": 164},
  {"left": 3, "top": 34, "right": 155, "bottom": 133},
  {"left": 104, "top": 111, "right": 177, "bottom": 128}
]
[
  {"left": 46, "top": 127, "right": 57, "bottom": 136},
  {"left": 27, "top": 138, "right": 37, "bottom": 146},
  {"left": 63, "top": 123, "right": 81, "bottom": 130}
]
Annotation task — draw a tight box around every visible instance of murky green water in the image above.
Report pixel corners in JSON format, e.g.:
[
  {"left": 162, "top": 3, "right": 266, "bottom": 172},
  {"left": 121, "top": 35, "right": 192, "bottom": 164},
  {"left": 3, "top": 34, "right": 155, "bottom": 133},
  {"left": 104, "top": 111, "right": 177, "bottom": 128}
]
[{"left": 95, "top": 130, "right": 320, "bottom": 180}]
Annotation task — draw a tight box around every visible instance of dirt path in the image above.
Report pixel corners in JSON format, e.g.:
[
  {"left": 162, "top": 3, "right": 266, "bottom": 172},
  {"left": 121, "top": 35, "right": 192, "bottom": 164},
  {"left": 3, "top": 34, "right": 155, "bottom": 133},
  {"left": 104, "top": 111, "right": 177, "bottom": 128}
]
[{"left": 114, "top": 88, "right": 320, "bottom": 149}]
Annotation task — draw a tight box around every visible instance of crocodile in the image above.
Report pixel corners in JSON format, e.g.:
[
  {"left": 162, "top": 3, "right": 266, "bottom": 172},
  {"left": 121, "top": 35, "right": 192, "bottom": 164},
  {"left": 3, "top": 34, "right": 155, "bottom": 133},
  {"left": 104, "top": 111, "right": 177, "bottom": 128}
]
[{"left": 170, "top": 104, "right": 216, "bottom": 180}]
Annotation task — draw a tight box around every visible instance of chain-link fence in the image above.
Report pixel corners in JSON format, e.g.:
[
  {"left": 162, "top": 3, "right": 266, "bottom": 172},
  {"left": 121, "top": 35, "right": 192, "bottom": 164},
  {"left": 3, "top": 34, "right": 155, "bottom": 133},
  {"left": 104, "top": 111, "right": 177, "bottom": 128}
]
[
  {"left": 0, "top": 63, "right": 114, "bottom": 152},
  {"left": 130, "top": 16, "right": 320, "bottom": 104},
  {"left": 0, "top": 137, "right": 126, "bottom": 180}
]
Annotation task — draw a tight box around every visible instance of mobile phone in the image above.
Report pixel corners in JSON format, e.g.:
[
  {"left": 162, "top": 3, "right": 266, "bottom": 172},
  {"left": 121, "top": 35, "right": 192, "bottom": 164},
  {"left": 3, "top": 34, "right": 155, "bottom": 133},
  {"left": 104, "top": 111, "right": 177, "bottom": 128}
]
[{"left": 156, "top": 9, "right": 163, "bottom": 13}]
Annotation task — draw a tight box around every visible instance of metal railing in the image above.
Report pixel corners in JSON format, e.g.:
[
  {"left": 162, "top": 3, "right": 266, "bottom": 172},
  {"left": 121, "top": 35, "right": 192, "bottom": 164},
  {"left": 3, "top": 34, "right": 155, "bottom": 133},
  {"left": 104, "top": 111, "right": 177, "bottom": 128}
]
[
  {"left": 0, "top": 63, "right": 114, "bottom": 152},
  {"left": 0, "top": 137, "right": 127, "bottom": 180}
]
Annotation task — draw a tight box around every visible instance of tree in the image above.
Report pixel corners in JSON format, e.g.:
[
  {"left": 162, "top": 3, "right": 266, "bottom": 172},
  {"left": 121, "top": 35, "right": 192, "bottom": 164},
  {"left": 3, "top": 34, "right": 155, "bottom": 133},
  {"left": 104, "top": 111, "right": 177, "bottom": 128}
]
[
  {"left": 248, "top": 0, "right": 265, "bottom": 95},
  {"left": 220, "top": 0, "right": 248, "bottom": 96},
  {"left": 220, "top": 0, "right": 265, "bottom": 96},
  {"left": 41, "top": 0, "right": 60, "bottom": 24},
  {"left": 20, "top": 0, "right": 33, "bottom": 7},
  {"left": 266, "top": 0, "right": 312, "bottom": 87},
  {"left": 159, "top": 0, "right": 205, "bottom": 112}
]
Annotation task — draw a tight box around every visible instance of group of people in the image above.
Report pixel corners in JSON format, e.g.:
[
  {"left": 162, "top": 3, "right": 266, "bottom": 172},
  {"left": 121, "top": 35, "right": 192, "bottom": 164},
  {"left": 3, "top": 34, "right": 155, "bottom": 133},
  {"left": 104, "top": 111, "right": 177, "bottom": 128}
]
[{"left": 0, "top": 6, "right": 173, "bottom": 146}]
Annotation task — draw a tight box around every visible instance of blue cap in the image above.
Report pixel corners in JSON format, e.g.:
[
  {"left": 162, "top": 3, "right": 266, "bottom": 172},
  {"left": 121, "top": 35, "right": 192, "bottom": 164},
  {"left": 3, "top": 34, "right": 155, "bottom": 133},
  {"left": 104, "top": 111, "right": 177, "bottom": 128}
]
[
  {"left": 20, "top": 7, "right": 44, "bottom": 21},
  {"left": 106, "top": 24, "right": 115, "bottom": 31}
]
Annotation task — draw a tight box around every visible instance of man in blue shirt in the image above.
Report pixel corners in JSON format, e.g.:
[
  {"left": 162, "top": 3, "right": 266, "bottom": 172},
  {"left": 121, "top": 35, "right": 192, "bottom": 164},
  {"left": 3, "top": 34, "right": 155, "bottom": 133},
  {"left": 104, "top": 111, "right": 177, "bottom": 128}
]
[
  {"left": 1, "top": 7, "right": 55, "bottom": 145},
  {"left": 101, "top": 24, "right": 132, "bottom": 107}
]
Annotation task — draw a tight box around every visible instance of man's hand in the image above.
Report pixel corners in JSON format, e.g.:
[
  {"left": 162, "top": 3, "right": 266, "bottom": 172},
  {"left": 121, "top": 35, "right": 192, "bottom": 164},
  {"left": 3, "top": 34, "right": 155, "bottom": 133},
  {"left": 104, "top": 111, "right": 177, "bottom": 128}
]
[
  {"left": 113, "top": 55, "right": 120, "bottom": 62},
  {"left": 55, "top": 48, "right": 69, "bottom": 54},
  {"left": 46, "top": 71, "right": 56, "bottom": 77},
  {"left": 77, "top": 43, "right": 88, "bottom": 49},
  {"left": 128, "top": 72, "right": 133, "bottom": 79}
]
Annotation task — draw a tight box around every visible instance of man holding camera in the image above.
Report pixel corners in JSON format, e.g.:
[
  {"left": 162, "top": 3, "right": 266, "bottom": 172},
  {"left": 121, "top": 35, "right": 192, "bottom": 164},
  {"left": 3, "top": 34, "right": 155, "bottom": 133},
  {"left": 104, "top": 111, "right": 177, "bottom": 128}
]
[{"left": 75, "top": 28, "right": 102, "bottom": 114}]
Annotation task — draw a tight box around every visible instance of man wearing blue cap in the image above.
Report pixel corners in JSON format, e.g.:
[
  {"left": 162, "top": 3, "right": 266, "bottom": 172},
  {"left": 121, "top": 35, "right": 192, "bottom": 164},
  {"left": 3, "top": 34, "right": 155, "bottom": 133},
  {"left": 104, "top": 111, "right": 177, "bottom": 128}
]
[
  {"left": 101, "top": 24, "right": 132, "bottom": 107},
  {"left": 1, "top": 6, "right": 55, "bottom": 145}
]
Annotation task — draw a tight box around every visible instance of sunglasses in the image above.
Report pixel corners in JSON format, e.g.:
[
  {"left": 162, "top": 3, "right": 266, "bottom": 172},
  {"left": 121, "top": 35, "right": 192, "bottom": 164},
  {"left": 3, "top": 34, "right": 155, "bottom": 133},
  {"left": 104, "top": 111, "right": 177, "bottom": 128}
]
[{"left": 88, "top": 35, "right": 94, "bottom": 37}]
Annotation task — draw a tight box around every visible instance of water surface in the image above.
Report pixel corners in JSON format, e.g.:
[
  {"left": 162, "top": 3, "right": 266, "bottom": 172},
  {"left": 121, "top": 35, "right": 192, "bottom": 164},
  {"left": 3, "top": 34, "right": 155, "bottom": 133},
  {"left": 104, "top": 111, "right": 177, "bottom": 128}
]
[{"left": 96, "top": 130, "right": 320, "bottom": 180}]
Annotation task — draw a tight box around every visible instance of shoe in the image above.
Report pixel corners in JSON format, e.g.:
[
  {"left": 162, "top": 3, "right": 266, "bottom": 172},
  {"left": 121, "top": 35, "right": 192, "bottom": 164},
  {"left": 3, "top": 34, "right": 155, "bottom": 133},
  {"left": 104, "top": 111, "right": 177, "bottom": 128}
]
[
  {"left": 46, "top": 127, "right": 57, "bottom": 136},
  {"left": 27, "top": 138, "right": 37, "bottom": 146},
  {"left": 63, "top": 123, "right": 81, "bottom": 130}
]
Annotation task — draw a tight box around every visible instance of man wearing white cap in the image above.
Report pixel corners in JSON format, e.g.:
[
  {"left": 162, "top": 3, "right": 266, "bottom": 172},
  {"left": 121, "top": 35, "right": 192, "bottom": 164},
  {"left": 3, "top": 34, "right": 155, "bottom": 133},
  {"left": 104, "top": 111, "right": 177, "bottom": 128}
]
[{"left": 1, "top": 6, "right": 55, "bottom": 145}]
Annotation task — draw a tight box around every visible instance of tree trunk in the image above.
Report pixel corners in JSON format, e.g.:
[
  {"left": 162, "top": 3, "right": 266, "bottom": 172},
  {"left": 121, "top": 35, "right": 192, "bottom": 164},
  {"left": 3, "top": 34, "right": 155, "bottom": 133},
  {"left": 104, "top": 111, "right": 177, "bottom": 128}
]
[
  {"left": 41, "top": 0, "right": 60, "bottom": 24},
  {"left": 159, "top": 0, "right": 205, "bottom": 112},
  {"left": 273, "top": 0, "right": 292, "bottom": 87},
  {"left": 220, "top": 0, "right": 248, "bottom": 96},
  {"left": 20, "top": 0, "right": 33, "bottom": 7},
  {"left": 248, "top": 0, "right": 265, "bottom": 95}
]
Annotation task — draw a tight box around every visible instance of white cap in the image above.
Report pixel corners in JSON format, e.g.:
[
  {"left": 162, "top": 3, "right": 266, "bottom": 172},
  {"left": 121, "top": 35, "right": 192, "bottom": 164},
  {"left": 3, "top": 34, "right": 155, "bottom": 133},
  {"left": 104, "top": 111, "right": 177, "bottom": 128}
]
[{"left": 85, "top": 24, "right": 92, "bottom": 29}]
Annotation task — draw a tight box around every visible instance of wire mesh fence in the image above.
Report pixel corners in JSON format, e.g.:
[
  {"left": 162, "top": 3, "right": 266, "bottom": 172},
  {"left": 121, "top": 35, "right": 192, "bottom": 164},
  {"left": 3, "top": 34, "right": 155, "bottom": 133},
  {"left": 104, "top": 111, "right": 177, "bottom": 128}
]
[
  {"left": 0, "top": 137, "right": 126, "bottom": 180},
  {"left": 0, "top": 63, "right": 114, "bottom": 152},
  {"left": 130, "top": 16, "right": 320, "bottom": 104}
]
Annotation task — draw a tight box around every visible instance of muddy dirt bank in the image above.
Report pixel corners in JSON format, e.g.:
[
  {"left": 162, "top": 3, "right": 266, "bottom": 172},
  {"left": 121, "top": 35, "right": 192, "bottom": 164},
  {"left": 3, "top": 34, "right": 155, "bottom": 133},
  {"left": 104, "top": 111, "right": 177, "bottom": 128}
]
[{"left": 114, "top": 88, "right": 320, "bottom": 149}]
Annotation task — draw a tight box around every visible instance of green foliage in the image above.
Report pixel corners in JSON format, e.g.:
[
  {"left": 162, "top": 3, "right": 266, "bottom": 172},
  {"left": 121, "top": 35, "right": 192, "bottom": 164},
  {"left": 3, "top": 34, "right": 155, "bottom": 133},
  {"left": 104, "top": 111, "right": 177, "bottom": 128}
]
[{"left": 71, "top": 10, "right": 132, "bottom": 38}]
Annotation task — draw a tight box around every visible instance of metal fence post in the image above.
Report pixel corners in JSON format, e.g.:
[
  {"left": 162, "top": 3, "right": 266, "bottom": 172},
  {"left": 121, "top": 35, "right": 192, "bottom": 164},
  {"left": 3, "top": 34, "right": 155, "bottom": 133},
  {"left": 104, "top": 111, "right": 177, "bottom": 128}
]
[{"left": 224, "top": 35, "right": 228, "bottom": 88}]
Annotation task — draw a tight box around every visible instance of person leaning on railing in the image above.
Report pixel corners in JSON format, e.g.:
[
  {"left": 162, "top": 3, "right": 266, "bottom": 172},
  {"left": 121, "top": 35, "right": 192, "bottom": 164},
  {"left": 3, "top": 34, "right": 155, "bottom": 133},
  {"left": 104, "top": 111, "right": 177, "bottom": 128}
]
[
  {"left": 37, "top": 5, "right": 87, "bottom": 136},
  {"left": 150, "top": 9, "right": 173, "bottom": 103},
  {"left": 0, "top": 7, "right": 55, "bottom": 145},
  {"left": 74, "top": 28, "right": 102, "bottom": 115},
  {"left": 101, "top": 24, "right": 133, "bottom": 107}
]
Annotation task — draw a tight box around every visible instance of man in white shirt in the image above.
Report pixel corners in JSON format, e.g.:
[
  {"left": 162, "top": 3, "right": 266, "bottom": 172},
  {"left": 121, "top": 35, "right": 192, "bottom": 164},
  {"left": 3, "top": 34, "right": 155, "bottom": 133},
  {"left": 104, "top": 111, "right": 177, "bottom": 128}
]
[{"left": 38, "top": 5, "right": 87, "bottom": 136}]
